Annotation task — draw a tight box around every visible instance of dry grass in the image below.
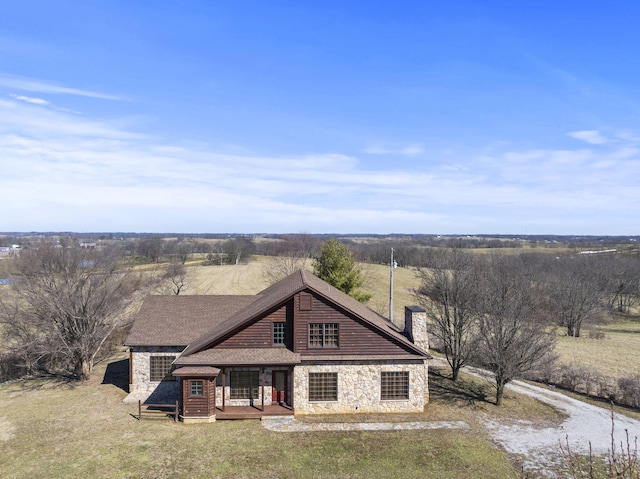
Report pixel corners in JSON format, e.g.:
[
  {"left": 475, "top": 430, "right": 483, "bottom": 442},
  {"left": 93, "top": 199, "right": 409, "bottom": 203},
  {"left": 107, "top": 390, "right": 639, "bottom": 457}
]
[
  {"left": 555, "top": 315, "right": 640, "bottom": 381},
  {"left": 0, "top": 358, "right": 533, "bottom": 479}
]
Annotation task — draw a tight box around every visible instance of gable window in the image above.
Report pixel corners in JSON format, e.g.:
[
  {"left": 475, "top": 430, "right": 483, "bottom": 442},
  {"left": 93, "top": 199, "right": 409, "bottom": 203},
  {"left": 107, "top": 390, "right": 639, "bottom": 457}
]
[
  {"left": 381, "top": 371, "right": 409, "bottom": 400},
  {"left": 189, "top": 379, "right": 204, "bottom": 397},
  {"left": 309, "top": 372, "right": 338, "bottom": 401},
  {"left": 149, "top": 355, "right": 176, "bottom": 381},
  {"left": 272, "top": 321, "right": 286, "bottom": 346},
  {"left": 230, "top": 371, "right": 259, "bottom": 399},
  {"left": 308, "top": 323, "right": 339, "bottom": 348}
]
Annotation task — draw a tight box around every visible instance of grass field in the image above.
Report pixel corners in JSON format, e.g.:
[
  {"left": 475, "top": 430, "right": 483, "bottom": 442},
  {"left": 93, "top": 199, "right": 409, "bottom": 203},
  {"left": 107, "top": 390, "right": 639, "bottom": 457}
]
[
  {"left": 3, "top": 255, "right": 637, "bottom": 478},
  {"left": 178, "top": 257, "right": 640, "bottom": 385},
  {"left": 1, "top": 356, "right": 565, "bottom": 479},
  {"left": 555, "top": 314, "right": 640, "bottom": 380}
]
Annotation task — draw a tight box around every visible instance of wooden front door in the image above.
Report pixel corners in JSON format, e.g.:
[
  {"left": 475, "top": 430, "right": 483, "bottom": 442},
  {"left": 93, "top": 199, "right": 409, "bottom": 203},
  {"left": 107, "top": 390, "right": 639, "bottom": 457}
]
[{"left": 272, "top": 370, "right": 287, "bottom": 404}]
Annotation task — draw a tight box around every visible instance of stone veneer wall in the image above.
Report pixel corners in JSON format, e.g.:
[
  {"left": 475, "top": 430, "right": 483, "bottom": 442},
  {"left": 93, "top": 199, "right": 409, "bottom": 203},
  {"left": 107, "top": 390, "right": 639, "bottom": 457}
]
[
  {"left": 125, "top": 346, "right": 184, "bottom": 403},
  {"left": 293, "top": 360, "right": 428, "bottom": 415}
]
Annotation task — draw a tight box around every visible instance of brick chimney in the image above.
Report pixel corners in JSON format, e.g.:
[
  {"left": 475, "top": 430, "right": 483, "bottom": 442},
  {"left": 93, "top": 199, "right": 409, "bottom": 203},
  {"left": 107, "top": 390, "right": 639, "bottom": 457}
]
[{"left": 404, "top": 306, "right": 428, "bottom": 351}]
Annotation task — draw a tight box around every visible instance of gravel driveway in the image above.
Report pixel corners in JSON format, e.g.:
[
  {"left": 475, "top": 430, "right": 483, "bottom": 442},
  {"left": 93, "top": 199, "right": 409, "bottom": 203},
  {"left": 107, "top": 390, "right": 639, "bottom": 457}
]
[{"left": 482, "top": 375, "right": 640, "bottom": 476}]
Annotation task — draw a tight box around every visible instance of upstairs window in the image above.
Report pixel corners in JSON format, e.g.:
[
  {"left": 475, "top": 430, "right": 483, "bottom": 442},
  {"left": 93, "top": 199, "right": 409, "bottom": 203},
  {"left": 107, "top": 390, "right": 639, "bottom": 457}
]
[
  {"left": 272, "top": 321, "right": 286, "bottom": 346},
  {"left": 309, "top": 323, "right": 339, "bottom": 348},
  {"left": 149, "top": 355, "right": 176, "bottom": 381}
]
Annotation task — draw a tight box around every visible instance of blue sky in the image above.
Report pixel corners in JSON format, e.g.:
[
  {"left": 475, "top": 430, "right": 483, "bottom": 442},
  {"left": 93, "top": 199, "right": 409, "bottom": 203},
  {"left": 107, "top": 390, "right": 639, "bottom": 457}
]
[{"left": 1, "top": 1, "right": 639, "bottom": 234}]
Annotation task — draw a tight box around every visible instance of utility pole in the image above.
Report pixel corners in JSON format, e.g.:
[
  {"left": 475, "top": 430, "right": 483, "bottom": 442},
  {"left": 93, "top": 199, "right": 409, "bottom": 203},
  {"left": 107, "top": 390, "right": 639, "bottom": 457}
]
[{"left": 389, "top": 248, "right": 397, "bottom": 323}]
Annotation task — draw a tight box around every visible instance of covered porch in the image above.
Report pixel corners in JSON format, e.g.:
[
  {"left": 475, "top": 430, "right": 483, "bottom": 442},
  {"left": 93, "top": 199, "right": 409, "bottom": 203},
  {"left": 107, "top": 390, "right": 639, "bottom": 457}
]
[{"left": 173, "top": 348, "right": 301, "bottom": 422}]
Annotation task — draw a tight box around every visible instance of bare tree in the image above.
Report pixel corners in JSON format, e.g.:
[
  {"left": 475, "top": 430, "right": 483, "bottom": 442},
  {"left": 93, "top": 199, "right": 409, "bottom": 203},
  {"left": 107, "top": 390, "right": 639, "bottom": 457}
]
[
  {"left": 263, "top": 255, "right": 309, "bottom": 284},
  {"left": 606, "top": 256, "right": 640, "bottom": 314},
  {"left": 0, "top": 240, "right": 146, "bottom": 380},
  {"left": 164, "top": 261, "right": 188, "bottom": 295},
  {"left": 545, "top": 256, "right": 607, "bottom": 337},
  {"left": 475, "top": 255, "right": 556, "bottom": 405},
  {"left": 415, "top": 248, "right": 479, "bottom": 381},
  {"left": 262, "top": 234, "right": 320, "bottom": 284},
  {"left": 225, "top": 237, "right": 255, "bottom": 265}
]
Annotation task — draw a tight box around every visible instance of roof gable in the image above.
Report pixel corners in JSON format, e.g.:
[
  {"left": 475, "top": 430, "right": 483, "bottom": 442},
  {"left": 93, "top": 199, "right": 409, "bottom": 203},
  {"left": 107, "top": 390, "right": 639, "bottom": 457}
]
[{"left": 181, "top": 270, "right": 427, "bottom": 358}]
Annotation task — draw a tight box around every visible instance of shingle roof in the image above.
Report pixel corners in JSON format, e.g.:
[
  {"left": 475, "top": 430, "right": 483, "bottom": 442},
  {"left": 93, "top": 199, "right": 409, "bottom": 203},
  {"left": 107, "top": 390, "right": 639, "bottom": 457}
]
[
  {"left": 172, "top": 366, "right": 221, "bottom": 377},
  {"left": 126, "top": 270, "right": 429, "bottom": 360},
  {"left": 124, "top": 295, "right": 257, "bottom": 346},
  {"left": 175, "top": 348, "right": 301, "bottom": 366}
]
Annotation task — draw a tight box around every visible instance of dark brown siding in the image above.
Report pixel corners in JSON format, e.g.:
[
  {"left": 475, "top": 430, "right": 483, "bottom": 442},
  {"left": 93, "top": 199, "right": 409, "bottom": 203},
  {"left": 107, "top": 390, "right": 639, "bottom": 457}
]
[
  {"left": 295, "top": 292, "right": 414, "bottom": 357},
  {"left": 217, "top": 300, "right": 294, "bottom": 349},
  {"left": 182, "top": 378, "right": 214, "bottom": 417}
]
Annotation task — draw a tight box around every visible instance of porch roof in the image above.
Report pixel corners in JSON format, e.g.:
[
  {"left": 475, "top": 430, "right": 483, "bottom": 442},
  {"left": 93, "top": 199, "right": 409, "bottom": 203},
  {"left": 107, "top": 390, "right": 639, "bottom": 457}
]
[
  {"left": 174, "top": 348, "right": 301, "bottom": 367},
  {"left": 172, "top": 366, "right": 221, "bottom": 377}
]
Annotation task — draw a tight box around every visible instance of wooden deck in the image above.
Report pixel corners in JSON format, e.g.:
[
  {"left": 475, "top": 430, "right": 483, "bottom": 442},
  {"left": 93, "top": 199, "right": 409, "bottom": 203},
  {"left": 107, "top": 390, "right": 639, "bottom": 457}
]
[{"left": 215, "top": 404, "right": 294, "bottom": 420}]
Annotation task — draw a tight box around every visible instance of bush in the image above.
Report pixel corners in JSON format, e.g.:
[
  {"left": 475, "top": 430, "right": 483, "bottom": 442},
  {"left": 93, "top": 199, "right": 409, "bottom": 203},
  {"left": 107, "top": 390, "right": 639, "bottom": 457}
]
[
  {"left": 0, "top": 352, "right": 29, "bottom": 383},
  {"left": 618, "top": 375, "right": 640, "bottom": 409}
]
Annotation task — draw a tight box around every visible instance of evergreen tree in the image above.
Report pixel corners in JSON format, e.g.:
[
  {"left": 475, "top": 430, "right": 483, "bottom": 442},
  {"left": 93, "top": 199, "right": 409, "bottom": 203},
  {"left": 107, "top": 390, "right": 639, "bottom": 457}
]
[{"left": 313, "top": 239, "right": 371, "bottom": 303}]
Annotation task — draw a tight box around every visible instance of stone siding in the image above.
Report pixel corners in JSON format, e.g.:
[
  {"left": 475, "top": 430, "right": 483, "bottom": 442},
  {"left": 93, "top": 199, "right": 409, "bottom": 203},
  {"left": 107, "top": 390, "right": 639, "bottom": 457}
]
[
  {"left": 293, "top": 360, "right": 428, "bottom": 415},
  {"left": 125, "top": 347, "right": 183, "bottom": 403}
]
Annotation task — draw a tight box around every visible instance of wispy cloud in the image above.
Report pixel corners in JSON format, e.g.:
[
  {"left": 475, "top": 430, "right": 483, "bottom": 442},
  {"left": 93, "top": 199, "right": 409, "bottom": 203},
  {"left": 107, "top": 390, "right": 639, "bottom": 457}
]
[
  {"left": 9, "top": 93, "right": 49, "bottom": 105},
  {"left": 568, "top": 130, "right": 608, "bottom": 145},
  {"left": 1, "top": 91, "right": 639, "bottom": 234},
  {"left": 364, "top": 144, "right": 425, "bottom": 156},
  {"left": 0, "top": 74, "right": 124, "bottom": 101}
]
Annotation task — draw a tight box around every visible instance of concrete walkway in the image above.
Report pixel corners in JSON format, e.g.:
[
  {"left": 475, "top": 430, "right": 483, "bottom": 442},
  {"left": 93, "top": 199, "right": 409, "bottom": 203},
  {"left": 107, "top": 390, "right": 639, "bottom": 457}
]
[{"left": 261, "top": 415, "right": 470, "bottom": 432}]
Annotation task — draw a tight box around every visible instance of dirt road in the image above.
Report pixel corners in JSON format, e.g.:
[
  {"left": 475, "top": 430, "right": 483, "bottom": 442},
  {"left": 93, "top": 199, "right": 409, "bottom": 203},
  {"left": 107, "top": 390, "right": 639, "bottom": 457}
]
[{"left": 484, "top": 375, "right": 640, "bottom": 476}]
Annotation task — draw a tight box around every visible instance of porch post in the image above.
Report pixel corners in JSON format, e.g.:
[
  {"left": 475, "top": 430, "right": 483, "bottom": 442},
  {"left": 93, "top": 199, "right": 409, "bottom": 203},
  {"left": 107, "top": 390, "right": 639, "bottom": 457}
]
[
  {"left": 291, "top": 367, "right": 295, "bottom": 410},
  {"left": 222, "top": 369, "right": 226, "bottom": 412},
  {"left": 261, "top": 367, "right": 265, "bottom": 411},
  {"left": 212, "top": 377, "right": 216, "bottom": 412}
]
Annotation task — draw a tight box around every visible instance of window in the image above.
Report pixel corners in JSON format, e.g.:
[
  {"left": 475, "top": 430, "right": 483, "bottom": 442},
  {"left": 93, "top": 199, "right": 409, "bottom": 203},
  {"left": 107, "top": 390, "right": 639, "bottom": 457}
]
[
  {"left": 381, "top": 371, "right": 409, "bottom": 400},
  {"left": 309, "top": 372, "right": 338, "bottom": 401},
  {"left": 189, "top": 380, "right": 203, "bottom": 397},
  {"left": 273, "top": 321, "right": 286, "bottom": 345},
  {"left": 308, "top": 323, "right": 339, "bottom": 348},
  {"left": 149, "top": 355, "right": 176, "bottom": 381},
  {"left": 230, "top": 371, "right": 259, "bottom": 399}
]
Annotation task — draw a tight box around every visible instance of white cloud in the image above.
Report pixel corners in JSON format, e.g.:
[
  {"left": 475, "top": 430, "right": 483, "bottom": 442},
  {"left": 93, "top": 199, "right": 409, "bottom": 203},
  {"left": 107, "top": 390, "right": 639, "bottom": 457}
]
[
  {"left": 364, "top": 144, "right": 425, "bottom": 156},
  {"left": 0, "top": 74, "right": 124, "bottom": 100},
  {"left": 568, "top": 130, "right": 608, "bottom": 145},
  {"left": 1, "top": 91, "right": 639, "bottom": 234},
  {"left": 9, "top": 93, "right": 49, "bottom": 105}
]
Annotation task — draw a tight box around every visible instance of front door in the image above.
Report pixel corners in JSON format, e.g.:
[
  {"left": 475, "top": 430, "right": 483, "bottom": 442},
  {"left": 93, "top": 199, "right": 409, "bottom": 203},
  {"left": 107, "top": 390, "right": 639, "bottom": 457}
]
[{"left": 272, "top": 370, "right": 287, "bottom": 405}]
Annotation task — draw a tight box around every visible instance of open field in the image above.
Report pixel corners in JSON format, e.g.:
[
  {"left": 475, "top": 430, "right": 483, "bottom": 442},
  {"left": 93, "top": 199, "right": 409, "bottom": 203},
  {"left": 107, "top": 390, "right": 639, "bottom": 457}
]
[
  {"left": 555, "top": 314, "right": 640, "bottom": 380},
  {"left": 0, "top": 356, "right": 565, "bottom": 479},
  {"left": 179, "top": 258, "right": 640, "bottom": 381},
  {"left": 179, "top": 258, "right": 419, "bottom": 327},
  {"left": 3, "top": 255, "right": 639, "bottom": 478}
]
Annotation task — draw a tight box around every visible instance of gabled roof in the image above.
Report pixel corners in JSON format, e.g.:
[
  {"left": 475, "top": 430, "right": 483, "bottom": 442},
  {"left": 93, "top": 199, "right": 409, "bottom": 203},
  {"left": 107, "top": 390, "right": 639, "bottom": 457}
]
[
  {"left": 124, "top": 295, "right": 258, "bottom": 346},
  {"left": 180, "top": 270, "right": 427, "bottom": 358}
]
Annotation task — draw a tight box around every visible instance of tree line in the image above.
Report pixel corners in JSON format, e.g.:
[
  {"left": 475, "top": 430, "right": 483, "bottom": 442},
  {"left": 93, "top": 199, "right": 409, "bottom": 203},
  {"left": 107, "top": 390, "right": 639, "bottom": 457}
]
[{"left": 415, "top": 248, "right": 640, "bottom": 405}]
